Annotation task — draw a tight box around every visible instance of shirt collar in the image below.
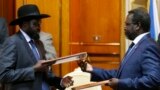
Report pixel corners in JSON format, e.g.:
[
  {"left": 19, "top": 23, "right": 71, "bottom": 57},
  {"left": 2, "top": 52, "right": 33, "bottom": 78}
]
[
  {"left": 133, "top": 32, "right": 149, "bottom": 45},
  {"left": 20, "top": 29, "right": 31, "bottom": 43}
]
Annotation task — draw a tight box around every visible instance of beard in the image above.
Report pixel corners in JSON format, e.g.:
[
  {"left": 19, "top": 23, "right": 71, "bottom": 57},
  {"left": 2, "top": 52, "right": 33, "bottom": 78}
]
[
  {"left": 125, "top": 31, "right": 137, "bottom": 40},
  {"left": 26, "top": 30, "right": 40, "bottom": 40}
]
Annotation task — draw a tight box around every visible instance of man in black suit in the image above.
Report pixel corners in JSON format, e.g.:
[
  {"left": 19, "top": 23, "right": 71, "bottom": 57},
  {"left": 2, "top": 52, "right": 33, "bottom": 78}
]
[
  {"left": 0, "top": 4, "right": 73, "bottom": 90},
  {"left": 0, "top": 17, "right": 9, "bottom": 90},
  {"left": 0, "top": 17, "right": 8, "bottom": 48}
]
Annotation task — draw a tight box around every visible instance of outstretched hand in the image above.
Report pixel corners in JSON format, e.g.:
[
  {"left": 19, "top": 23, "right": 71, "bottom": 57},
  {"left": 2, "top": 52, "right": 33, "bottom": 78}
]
[
  {"left": 77, "top": 59, "right": 93, "bottom": 72},
  {"left": 33, "top": 60, "right": 49, "bottom": 72}
]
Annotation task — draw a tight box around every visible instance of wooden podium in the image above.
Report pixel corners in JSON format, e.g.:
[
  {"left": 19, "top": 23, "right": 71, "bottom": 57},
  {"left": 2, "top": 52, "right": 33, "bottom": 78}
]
[{"left": 71, "top": 80, "right": 109, "bottom": 90}]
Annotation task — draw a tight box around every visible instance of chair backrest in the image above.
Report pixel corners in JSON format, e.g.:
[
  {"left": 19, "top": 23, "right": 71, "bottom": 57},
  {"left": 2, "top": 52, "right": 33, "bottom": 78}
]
[{"left": 64, "top": 67, "right": 102, "bottom": 90}]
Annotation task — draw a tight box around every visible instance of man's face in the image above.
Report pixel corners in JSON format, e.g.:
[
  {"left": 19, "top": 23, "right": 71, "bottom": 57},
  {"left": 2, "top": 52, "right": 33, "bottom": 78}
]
[
  {"left": 124, "top": 14, "right": 138, "bottom": 40},
  {"left": 25, "top": 19, "right": 41, "bottom": 40}
]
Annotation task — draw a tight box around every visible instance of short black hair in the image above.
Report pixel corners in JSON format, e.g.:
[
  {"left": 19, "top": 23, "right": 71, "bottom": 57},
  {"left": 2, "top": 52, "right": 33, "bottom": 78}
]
[{"left": 128, "top": 7, "right": 150, "bottom": 32}]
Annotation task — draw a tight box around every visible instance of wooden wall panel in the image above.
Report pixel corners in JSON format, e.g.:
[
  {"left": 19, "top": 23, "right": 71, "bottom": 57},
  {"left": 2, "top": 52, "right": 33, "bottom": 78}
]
[
  {"left": 69, "top": 0, "right": 121, "bottom": 67},
  {"left": 69, "top": 0, "right": 122, "bottom": 89},
  {"left": 0, "top": 0, "right": 15, "bottom": 35},
  {"left": 60, "top": 0, "right": 70, "bottom": 76},
  {"left": 70, "top": 0, "right": 120, "bottom": 43}
]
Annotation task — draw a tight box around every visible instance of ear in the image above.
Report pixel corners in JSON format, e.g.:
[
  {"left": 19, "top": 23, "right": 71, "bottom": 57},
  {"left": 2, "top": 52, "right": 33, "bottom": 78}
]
[{"left": 135, "top": 22, "right": 141, "bottom": 30}]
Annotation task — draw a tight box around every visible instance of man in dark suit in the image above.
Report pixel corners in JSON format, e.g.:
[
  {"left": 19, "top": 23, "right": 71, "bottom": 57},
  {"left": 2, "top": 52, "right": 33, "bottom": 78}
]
[
  {"left": 78, "top": 7, "right": 160, "bottom": 90},
  {"left": 0, "top": 4, "right": 73, "bottom": 90},
  {"left": 0, "top": 17, "right": 9, "bottom": 90},
  {"left": 0, "top": 18, "right": 9, "bottom": 48}
]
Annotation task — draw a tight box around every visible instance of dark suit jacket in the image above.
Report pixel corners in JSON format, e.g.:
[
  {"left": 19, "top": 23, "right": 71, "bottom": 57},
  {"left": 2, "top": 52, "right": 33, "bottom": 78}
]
[
  {"left": 0, "top": 17, "right": 9, "bottom": 90},
  {"left": 0, "top": 17, "right": 8, "bottom": 48},
  {"left": 0, "top": 31, "right": 64, "bottom": 90},
  {"left": 91, "top": 34, "right": 160, "bottom": 90}
]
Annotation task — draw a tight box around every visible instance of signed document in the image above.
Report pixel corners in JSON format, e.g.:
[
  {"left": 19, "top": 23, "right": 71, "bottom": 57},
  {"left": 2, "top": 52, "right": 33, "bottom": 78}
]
[{"left": 43, "top": 52, "right": 87, "bottom": 65}]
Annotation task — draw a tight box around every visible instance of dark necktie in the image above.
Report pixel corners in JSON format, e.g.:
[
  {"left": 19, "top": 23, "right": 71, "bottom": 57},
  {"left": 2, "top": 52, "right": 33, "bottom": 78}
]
[
  {"left": 126, "top": 42, "right": 135, "bottom": 55},
  {"left": 29, "top": 40, "right": 49, "bottom": 90},
  {"left": 121, "top": 42, "right": 135, "bottom": 64},
  {"left": 29, "top": 40, "right": 40, "bottom": 60}
]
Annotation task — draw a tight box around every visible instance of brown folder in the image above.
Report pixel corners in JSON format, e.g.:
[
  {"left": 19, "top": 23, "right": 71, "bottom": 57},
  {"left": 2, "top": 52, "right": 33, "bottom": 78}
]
[
  {"left": 72, "top": 80, "right": 109, "bottom": 90},
  {"left": 42, "top": 52, "right": 87, "bottom": 65}
]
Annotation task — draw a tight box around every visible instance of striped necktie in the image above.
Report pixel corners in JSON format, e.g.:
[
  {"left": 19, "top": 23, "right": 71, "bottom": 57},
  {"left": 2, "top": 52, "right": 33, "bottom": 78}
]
[
  {"left": 29, "top": 40, "right": 40, "bottom": 60},
  {"left": 29, "top": 40, "right": 49, "bottom": 90}
]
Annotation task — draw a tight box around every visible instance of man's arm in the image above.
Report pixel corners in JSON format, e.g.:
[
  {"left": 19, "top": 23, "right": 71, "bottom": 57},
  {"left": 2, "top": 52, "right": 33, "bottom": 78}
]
[
  {"left": 78, "top": 60, "right": 118, "bottom": 81},
  {"left": 118, "top": 44, "right": 160, "bottom": 89},
  {"left": 0, "top": 39, "right": 35, "bottom": 83},
  {"left": 91, "top": 67, "right": 118, "bottom": 81}
]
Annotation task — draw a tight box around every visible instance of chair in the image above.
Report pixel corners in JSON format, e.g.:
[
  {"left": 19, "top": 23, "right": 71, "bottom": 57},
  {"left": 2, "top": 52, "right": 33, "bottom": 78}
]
[{"left": 64, "top": 67, "right": 102, "bottom": 90}]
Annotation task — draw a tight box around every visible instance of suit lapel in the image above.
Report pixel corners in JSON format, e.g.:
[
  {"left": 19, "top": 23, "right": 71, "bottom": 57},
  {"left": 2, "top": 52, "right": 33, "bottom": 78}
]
[
  {"left": 17, "top": 31, "right": 37, "bottom": 63},
  {"left": 117, "top": 45, "right": 137, "bottom": 77},
  {"left": 116, "top": 34, "right": 150, "bottom": 77}
]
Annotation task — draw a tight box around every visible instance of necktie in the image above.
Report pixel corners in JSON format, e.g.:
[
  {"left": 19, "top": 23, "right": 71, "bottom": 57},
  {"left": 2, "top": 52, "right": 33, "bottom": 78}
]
[
  {"left": 29, "top": 40, "right": 49, "bottom": 90},
  {"left": 29, "top": 40, "right": 40, "bottom": 60},
  {"left": 126, "top": 42, "right": 135, "bottom": 55},
  {"left": 121, "top": 42, "right": 135, "bottom": 64}
]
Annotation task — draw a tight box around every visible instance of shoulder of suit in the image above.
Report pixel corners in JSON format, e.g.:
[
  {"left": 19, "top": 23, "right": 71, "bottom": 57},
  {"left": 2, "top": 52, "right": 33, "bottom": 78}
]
[
  {"left": 39, "top": 31, "right": 52, "bottom": 38},
  {"left": 39, "top": 32, "right": 53, "bottom": 42}
]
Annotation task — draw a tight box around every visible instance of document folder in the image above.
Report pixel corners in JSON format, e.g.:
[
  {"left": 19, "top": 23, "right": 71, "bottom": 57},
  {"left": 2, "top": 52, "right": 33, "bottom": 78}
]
[
  {"left": 72, "top": 80, "right": 109, "bottom": 90},
  {"left": 43, "top": 52, "right": 87, "bottom": 65}
]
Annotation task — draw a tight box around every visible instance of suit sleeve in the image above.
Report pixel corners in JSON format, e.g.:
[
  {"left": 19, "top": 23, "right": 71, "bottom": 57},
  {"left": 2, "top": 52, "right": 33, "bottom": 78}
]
[
  {"left": 0, "top": 38, "right": 35, "bottom": 83},
  {"left": 118, "top": 44, "right": 160, "bottom": 90},
  {"left": 46, "top": 71, "right": 65, "bottom": 90},
  {"left": 91, "top": 67, "right": 118, "bottom": 81}
]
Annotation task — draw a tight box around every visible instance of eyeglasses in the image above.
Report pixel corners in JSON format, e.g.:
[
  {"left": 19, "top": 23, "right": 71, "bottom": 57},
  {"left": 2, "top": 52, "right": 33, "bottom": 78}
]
[{"left": 125, "top": 22, "right": 135, "bottom": 26}]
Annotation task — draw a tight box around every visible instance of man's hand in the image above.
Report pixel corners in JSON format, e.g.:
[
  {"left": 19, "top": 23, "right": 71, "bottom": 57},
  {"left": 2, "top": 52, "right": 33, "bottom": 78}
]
[
  {"left": 107, "top": 78, "right": 119, "bottom": 89},
  {"left": 77, "top": 60, "right": 93, "bottom": 72},
  {"left": 33, "top": 60, "right": 49, "bottom": 72},
  {"left": 61, "top": 76, "right": 73, "bottom": 88}
]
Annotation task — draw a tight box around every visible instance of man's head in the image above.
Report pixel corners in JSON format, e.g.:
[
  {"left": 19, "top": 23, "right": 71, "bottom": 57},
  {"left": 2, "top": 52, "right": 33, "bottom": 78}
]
[
  {"left": 20, "top": 18, "right": 41, "bottom": 40},
  {"left": 10, "top": 4, "right": 50, "bottom": 40},
  {"left": 124, "top": 7, "right": 150, "bottom": 40}
]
